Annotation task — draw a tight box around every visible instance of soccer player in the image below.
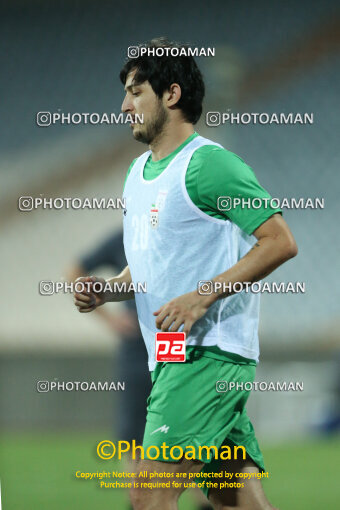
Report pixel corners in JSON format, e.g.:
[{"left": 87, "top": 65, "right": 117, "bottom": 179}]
[{"left": 74, "top": 38, "right": 297, "bottom": 510}]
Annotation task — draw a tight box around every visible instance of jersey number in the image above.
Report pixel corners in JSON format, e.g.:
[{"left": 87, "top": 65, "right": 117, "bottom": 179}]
[{"left": 131, "top": 214, "right": 149, "bottom": 251}]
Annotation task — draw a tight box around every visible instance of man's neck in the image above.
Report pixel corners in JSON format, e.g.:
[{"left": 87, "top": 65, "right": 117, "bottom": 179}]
[{"left": 149, "top": 122, "right": 195, "bottom": 161}]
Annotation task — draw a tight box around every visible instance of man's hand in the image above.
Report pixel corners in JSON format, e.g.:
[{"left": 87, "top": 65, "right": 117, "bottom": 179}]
[
  {"left": 74, "top": 276, "right": 108, "bottom": 313},
  {"left": 153, "top": 291, "right": 213, "bottom": 336}
]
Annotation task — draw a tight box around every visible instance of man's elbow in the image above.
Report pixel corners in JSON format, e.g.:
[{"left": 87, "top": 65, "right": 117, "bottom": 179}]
[{"left": 281, "top": 237, "right": 298, "bottom": 261}]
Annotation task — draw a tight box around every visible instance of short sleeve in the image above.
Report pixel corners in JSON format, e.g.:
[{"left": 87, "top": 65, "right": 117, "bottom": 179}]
[{"left": 195, "top": 147, "right": 281, "bottom": 234}]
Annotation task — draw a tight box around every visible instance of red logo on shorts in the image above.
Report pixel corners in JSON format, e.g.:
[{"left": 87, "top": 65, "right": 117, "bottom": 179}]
[{"left": 155, "top": 332, "right": 186, "bottom": 362}]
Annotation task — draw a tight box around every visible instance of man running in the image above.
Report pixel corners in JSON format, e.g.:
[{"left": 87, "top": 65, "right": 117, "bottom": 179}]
[{"left": 74, "top": 37, "right": 297, "bottom": 510}]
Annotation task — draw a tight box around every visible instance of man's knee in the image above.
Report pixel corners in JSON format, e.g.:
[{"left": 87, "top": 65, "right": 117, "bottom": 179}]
[
  {"left": 130, "top": 484, "right": 157, "bottom": 509},
  {"left": 129, "top": 457, "right": 203, "bottom": 509},
  {"left": 208, "top": 489, "right": 279, "bottom": 510},
  {"left": 130, "top": 481, "right": 178, "bottom": 509},
  {"left": 130, "top": 484, "right": 149, "bottom": 510}
]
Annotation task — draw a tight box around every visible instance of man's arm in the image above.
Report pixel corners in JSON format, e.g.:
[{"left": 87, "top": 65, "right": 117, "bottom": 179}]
[
  {"left": 73, "top": 265, "right": 134, "bottom": 313},
  {"left": 67, "top": 263, "right": 138, "bottom": 335},
  {"left": 106, "top": 265, "right": 135, "bottom": 301},
  {"left": 209, "top": 213, "right": 297, "bottom": 301},
  {"left": 154, "top": 213, "right": 297, "bottom": 334}
]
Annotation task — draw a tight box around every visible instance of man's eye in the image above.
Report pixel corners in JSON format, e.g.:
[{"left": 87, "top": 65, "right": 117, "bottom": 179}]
[{"left": 132, "top": 91, "right": 140, "bottom": 96}]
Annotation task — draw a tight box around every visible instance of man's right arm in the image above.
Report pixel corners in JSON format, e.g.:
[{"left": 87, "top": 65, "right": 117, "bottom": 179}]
[
  {"left": 73, "top": 265, "right": 134, "bottom": 313},
  {"left": 106, "top": 265, "right": 134, "bottom": 302}
]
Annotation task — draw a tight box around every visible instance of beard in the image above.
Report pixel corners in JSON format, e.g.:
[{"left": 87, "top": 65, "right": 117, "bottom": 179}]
[{"left": 133, "top": 100, "right": 168, "bottom": 145}]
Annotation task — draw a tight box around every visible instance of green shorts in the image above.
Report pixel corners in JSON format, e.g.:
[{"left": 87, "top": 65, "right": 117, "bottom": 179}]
[{"left": 142, "top": 347, "right": 265, "bottom": 496}]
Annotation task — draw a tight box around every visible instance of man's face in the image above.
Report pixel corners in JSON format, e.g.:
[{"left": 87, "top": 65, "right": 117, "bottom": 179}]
[{"left": 121, "top": 69, "right": 169, "bottom": 144}]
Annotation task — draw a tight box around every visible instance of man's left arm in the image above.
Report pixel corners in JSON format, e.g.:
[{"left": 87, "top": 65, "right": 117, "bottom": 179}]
[
  {"left": 154, "top": 213, "right": 297, "bottom": 334},
  {"left": 210, "top": 212, "right": 297, "bottom": 295}
]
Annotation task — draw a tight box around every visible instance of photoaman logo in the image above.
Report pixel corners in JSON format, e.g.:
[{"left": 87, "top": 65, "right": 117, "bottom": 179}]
[{"left": 155, "top": 332, "right": 186, "bottom": 362}]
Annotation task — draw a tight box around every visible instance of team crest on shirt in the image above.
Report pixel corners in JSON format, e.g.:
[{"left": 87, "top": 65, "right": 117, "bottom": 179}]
[
  {"left": 150, "top": 191, "right": 168, "bottom": 229},
  {"left": 150, "top": 204, "right": 159, "bottom": 229}
]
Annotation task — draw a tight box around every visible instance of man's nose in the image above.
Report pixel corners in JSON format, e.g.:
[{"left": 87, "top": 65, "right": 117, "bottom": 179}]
[{"left": 121, "top": 95, "right": 133, "bottom": 113}]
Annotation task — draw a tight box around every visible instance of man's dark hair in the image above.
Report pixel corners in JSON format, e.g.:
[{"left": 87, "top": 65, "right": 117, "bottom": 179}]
[{"left": 120, "top": 37, "right": 205, "bottom": 124}]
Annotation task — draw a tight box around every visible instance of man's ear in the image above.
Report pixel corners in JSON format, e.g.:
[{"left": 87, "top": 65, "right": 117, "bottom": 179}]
[{"left": 165, "top": 83, "right": 182, "bottom": 107}]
